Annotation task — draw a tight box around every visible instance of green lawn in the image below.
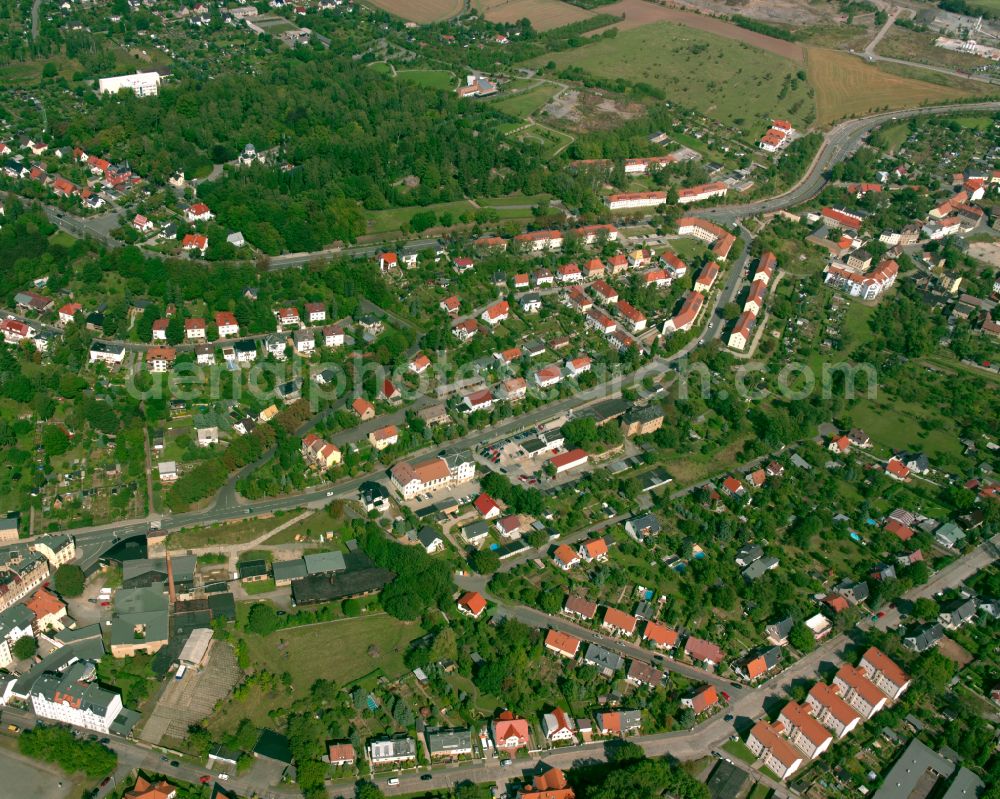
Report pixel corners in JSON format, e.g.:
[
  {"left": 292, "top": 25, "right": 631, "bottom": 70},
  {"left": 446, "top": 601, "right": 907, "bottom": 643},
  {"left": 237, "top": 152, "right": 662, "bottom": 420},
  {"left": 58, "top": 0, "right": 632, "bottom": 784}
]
[
  {"left": 748, "top": 784, "right": 773, "bottom": 799},
  {"left": 723, "top": 739, "right": 757, "bottom": 765},
  {"left": 491, "top": 82, "right": 560, "bottom": 118},
  {"left": 368, "top": 61, "right": 393, "bottom": 75},
  {"left": 841, "top": 301, "right": 875, "bottom": 355},
  {"left": 364, "top": 200, "right": 478, "bottom": 234},
  {"left": 243, "top": 614, "right": 421, "bottom": 687},
  {"left": 213, "top": 613, "right": 423, "bottom": 731},
  {"left": 526, "top": 21, "right": 815, "bottom": 132},
  {"left": 475, "top": 193, "right": 552, "bottom": 208},
  {"left": 846, "top": 396, "right": 966, "bottom": 467},
  {"left": 395, "top": 69, "right": 455, "bottom": 91},
  {"left": 243, "top": 578, "right": 276, "bottom": 594},
  {"left": 511, "top": 123, "right": 573, "bottom": 159}
]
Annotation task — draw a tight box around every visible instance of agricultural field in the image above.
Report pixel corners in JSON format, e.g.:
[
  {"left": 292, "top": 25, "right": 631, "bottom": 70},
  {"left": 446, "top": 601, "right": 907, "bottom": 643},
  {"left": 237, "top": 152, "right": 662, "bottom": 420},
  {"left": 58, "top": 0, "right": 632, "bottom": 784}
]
[
  {"left": 395, "top": 69, "right": 456, "bottom": 91},
  {"left": 365, "top": 0, "right": 463, "bottom": 23},
  {"left": 805, "top": 48, "right": 989, "bottom": 126},
  {"left": 585, "top": 0, "right": 805, "bottom": 61},
  {"left": 529, "top": 21, "right": 815, "bottom": 132},
  {"left": 473, "top": 0, "right": 597, "bottom": 30}
]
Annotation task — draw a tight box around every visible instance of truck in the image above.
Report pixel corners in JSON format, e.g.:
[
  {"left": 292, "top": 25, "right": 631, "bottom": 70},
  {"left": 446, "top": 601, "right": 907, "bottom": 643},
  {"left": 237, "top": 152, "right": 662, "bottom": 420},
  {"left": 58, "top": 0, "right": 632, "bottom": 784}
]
[{"left": 175, "top": 665, "right": 187, "bottom": 680}]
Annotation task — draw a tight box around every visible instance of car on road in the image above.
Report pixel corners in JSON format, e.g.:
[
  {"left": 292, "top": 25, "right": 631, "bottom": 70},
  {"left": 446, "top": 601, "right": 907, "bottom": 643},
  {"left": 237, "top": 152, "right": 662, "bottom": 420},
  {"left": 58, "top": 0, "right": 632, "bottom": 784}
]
[
  {"left": 100, "top": 778, "right": 111, "bottom": 788},
  {"left": 100, "top": 738, "right": 110, "bottom": 744},
  {"left": 218, "top": 774, "right": 229, "bottom": 781},
  {"left": 387, "top": 778, "right": 400, "bottom": 786},
  {"left": 420, "top": 775, "right": 433, "bottom": 781},
  {"left": 724, "top": 714, "right": 734, "bottom": 721},
  {"left": 170, "top": 761, "right": 180, "bottom": 768},
  {"left": 200, "top": 776, "right": 210, "bottom": 784},
  {"left": 721, "top": 691, "right": 731, "bottom": 702}
]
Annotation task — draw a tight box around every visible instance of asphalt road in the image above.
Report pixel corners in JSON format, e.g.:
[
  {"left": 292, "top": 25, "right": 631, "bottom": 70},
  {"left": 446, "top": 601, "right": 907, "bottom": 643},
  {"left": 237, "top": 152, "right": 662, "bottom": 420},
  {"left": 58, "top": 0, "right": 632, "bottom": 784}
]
[{"left": 701, "top": 101, "right": 1000, "bottom": 225}]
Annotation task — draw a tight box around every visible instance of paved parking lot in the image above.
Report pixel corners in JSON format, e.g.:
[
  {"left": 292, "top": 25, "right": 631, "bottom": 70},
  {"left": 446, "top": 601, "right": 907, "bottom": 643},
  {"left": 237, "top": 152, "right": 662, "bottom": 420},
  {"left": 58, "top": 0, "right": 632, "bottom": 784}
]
[{"left": 0, "top": 743, "right": 75, "bottom": 799}]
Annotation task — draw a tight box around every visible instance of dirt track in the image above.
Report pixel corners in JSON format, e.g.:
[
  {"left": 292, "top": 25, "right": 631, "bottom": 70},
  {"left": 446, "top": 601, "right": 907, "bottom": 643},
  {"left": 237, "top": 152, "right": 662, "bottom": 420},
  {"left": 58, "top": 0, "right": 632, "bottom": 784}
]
[{"left": 588, "top": 0, "right": 805, "bottom": 62}]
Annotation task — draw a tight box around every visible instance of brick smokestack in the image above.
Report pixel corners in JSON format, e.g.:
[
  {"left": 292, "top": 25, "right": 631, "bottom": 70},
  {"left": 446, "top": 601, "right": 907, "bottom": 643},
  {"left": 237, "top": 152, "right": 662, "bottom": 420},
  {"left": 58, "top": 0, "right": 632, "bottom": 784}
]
[{"left": 166, "top": 552, "right": 176, "bottom": 603}]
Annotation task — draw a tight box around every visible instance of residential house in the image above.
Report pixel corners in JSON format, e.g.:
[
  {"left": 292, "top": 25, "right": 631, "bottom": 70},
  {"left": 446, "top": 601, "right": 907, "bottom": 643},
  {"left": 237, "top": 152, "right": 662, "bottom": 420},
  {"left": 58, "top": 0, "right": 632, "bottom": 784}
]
[
  {"left": 544, "top": 629, "right": 581, "bottom": 659},
  {"left": 457, "top": 591, "right": 487, "bottom": 619},
  {"left": 938, "top": 598, "right": 977, "bottom": 630},
  {"left": 681, "top": 685, "right": 719, "bottom": 715},
  {"left": 215, "top": 311, "right": 239, "bottom": 337},
  {"left": 642, "top": 621, "right": 678, "bottom": 650},
  {"left": 492, "top": 711, "right": 530, "bottom": 752},
  {"left": 596, "top": 710, "right": 641, "bottom": 736},
  {"left": 516, "top": 767, "right": 574, "bottom": 799},
  {"left": 859, "top": 646, "right": 910, "bottom": 700},
  {"left": 734, "top": 646, "right": 782, "bottom": 681},
  {"left": 541, "top": 708, "right": 575, "bottom": 742},
  {"left": 416, "top": 527, "right": 444, "bottom": 554},
  {"left": 624, "top": 514, "right": 661, "bottom": 542},
  {"left": 369, "top": 424, "right": 399, "bottom": 451},
  {"left": 367, "top": 737, "right": 416, "bottom": 765},
  {"left": 601, "top": 607, "right": 637, "bottom": 637},
  {"left": 684, "top": 637, "right": 723, "bottom": 667},
  {"left": 578, "top": 538, "right": 608, "bottom": 563},
  {"left": 625, "top": 659, "right": 662, "bottom": 688},
  {"left": 902, "top": 622, "right": 944, "bottom": 653},
  {"left": 552, "top": 545, "right": 580, "bottom": 571},
  {"left": 563, "top": 595, "right": 597, "bottom": 621},
  {"left": 352, "top": 398, "right": 375, "bottom": 420}
]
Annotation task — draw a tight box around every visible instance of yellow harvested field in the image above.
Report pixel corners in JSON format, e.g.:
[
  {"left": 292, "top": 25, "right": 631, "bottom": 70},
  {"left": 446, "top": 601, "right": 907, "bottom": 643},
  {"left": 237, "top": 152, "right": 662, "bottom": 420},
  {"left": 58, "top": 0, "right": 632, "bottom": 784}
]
[
  {"left": 473, "top": 0, "right": 596, "bottom": 30},
  {"left": 808, "top": 48, "right": 983, "bottom": 126},
  {"left": 366, "top": 0, "right": 463, "bottom": 23}
]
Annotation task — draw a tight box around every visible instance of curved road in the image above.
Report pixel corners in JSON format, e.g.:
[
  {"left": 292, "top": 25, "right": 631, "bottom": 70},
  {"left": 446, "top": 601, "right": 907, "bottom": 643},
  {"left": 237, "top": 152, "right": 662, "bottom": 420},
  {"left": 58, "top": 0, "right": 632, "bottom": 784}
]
[{"left": 701, "top": 100, "right": 1000, "bottom": 225}]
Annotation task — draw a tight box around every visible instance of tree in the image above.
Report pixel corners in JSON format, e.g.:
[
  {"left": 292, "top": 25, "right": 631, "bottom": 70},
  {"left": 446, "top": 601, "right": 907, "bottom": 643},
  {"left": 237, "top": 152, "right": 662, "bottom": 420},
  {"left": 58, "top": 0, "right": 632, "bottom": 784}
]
[
  {"left": 19, "top": 726, "right": 116, "bottom": 778},
  {"left": 12, "top": 636, "right": 37, "bottom": 660},
  {"left": 53, "top": 564, "right": 85, "bottom": 597},
  {"left": 356, "top": 782, "right": 385, "bottom": 799},
  {"left": 469, "top": 549, "right": 500, "bottom": 575},
  {"left": 788, "top": 622, "right": 815, "bottom": 653},
  {"left": 41, "top": 425, "right": 71, "bottom": 456},
  {"left": 342, "top": 598, "right": 362, "bottom": 617},
  {"left": 246, "top": 602, "right": 280, "bottom": 636},
  {"left": 912, "top": 597, "right": 938, "bottom": 622},
  {"left": 607, "top": 740, "right": 645, "bottom": 764}
]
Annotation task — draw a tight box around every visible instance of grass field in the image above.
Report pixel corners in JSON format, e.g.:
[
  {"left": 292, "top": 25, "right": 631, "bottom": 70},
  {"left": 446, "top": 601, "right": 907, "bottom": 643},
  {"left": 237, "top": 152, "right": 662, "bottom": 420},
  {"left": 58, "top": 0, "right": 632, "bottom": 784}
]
[
  {"left": 395, "top": 69, "right": 455, "bottom": 91},
  {"left": 473, "top": 0, "right": 595, "bottom": 30},
  {"left": 806, "top": 48, "right": 987, "bottom": 126},
  {"left": 246, "top": 614, "right": 419, "bottom": 687},
  {"left": 211, "top": 614, "right": 421, "bottom": 732},
  {"left": 527, "top": 21, "right": 815, "bottom": 132},
  {"left": 723, "top": 739, "right": 758, "bottom": 765},
  {"left": 492, "top": 82, "right": 561, "bottom": 117},
  {"left": 876, "top": 26, "right": 987, "bottom": 72},
  {"left": 511, "top": 122, "right": 574, "bottom": 158},
  {"left": 167, "top": 514, "right": 299, "bottom": 549},
  {"left": 365, "top": 200, "right": 478, "bottom": 234},
  {"left": 365, "top": 0, "right": 463, "bottom": 23},
  {"left": 587, "top": 0, "right": 804, "bottom": 61}
]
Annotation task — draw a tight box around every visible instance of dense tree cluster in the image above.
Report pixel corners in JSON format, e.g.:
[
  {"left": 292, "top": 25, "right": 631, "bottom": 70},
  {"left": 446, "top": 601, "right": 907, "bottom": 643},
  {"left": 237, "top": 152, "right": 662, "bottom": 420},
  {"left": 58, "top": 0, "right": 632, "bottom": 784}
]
[
  {"left": 357, "top": 524, "right": 452, "bottom": 620},
  {"left": 70, "top": 53, "right": 548, "bottom": 253},
  {"left": 18, "top": 726, "right": 117, "bottom": 778}
]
